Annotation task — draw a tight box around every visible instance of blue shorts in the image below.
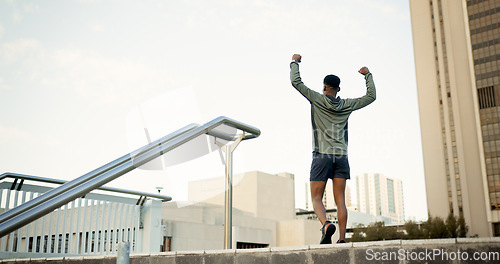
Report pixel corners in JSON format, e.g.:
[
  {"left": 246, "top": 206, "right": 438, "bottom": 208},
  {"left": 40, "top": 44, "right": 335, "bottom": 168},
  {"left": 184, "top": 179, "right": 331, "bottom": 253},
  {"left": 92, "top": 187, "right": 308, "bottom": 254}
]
[{"left": 310, "top": 152, "right": 350, "bottom": 181}]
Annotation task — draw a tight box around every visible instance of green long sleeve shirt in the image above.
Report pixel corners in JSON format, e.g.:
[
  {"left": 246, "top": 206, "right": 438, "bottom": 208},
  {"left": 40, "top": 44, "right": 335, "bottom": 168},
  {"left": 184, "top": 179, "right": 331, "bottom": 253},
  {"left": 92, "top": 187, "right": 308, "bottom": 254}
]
[{"left": 290, "top": 61, "right": 376, "bottom": 155}]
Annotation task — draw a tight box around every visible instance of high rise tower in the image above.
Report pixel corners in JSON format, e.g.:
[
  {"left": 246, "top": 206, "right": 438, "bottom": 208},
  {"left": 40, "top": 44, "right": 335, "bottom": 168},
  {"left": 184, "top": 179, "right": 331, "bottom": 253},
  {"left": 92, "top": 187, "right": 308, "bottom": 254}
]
[
  {"left": 409, "top": 0, "right": 499, "bottom": 236},
  {"left": 356, "top": 173, "right": 405, "bottom": 224}
]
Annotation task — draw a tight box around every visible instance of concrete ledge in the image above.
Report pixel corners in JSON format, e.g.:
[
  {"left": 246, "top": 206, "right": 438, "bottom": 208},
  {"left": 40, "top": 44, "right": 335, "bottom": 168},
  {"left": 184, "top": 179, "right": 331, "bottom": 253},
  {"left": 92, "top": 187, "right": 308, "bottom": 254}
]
[
  {"left": 204, "top": 249, "right": 236, "bottom": 255},
  {"left": 28, "top": 259, "right": 48, "bottom": 263},
  {"left": 310, "top": 243, "right": 352, "bottom": 250},
  {"left": 149, "top": 252, "right": 176, "bottom": 257},
  {"left": 352, "top": 240, "right": 401, "bottom": 247},
  {"left": 457, "top": 237, "right": 500, "bottom": 244},
  {"left": 401, "top": 238, "right": 456, "bottom": 245},
  {"left": 236, "top": 247, "right": 271, "bottom": 253},
  {"left": 150, "top": 252, "right": 175, "bottom": 264},
  {"left": 176, "top": 250, "right": 205, "bottom": 255},
  {"left": 270, "top": 245, "right": 309, "bottom": 252},
  {"left": 63, "top": 256, "right": 84, "bottom": 261},
  {"left": 1, "top": 238, "right": 499, "bottom": 263}
]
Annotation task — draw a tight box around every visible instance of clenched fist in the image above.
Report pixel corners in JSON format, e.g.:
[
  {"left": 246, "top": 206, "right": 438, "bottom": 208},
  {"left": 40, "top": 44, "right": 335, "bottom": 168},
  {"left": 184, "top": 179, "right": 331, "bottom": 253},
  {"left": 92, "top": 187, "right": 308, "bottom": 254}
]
[
  {"left": 292, "top": 54, "right": 302, "bottom": 63},
  {"left": 358, "top": 67, "right": 370, "bottom": 75}
]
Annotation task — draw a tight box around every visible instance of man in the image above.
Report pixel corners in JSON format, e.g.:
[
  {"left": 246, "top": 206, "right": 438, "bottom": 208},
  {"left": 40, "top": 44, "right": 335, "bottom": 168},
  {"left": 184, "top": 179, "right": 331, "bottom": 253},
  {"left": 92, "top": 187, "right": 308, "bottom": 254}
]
[{"left": 290, "top": 54, "right": 376, "bottom": 244}]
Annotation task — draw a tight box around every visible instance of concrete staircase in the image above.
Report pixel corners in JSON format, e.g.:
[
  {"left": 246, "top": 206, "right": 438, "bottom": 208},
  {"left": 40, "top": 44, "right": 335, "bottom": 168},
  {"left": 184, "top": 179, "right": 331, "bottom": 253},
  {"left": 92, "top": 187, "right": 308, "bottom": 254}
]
[{"left": 1, "top": 237, "right": 499, "bottom": 264}]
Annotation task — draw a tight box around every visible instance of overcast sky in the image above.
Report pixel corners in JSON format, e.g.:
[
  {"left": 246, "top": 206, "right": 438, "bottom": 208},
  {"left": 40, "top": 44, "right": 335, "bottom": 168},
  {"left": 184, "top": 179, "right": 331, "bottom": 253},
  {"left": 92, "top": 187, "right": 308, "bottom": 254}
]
[{"left": 0, "top": 0, "right": 427, "bottom": 221}]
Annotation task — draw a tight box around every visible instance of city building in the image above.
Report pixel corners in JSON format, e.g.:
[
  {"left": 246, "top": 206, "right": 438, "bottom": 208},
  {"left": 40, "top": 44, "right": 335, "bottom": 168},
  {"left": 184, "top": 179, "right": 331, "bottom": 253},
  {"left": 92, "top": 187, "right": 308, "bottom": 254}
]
[
  {"left": 409, "top": 0, "right": 499, "bottom": 236},
  {"left": 184, "top": 171, "right": 322, "bottom": 248},
  {"left": 184, "top": 171, "right": 384, "bottom": 248},
  {"left": 188, "top": 171, "right": 296, "bottom": 222},
  {"left": 356, "top": 173, "right": 404, "bottom": 224}
]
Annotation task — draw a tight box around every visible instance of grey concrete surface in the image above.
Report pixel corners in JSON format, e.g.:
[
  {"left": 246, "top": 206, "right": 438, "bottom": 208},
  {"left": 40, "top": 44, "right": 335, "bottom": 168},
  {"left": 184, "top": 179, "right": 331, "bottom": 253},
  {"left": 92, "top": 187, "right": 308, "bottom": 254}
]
[{"left": 1, "top": 238, "right": 499, "bottom": 263}]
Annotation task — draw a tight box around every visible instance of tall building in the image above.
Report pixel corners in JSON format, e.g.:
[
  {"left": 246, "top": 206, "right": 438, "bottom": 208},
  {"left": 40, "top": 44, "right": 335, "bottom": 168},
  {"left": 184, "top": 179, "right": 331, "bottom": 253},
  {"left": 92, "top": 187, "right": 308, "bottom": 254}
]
[
  {"left": 356, "top": 173, "right": 405, "bottom": 224},
  {"left": 409, "top": 0, "right": 499, "bottom": 237}
]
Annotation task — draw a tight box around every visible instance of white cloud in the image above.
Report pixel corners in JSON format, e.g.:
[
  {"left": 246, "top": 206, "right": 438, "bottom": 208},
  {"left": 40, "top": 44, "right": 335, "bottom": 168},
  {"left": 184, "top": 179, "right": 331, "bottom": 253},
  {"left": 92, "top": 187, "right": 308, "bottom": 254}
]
[
  {"left": 0, "top": 38, "right": 173, "bottom": 105},
  {"left": 0, "top": 24, "right": 4, "bottom": 38},
  {"left": 0, "top": 38, "right": 44, "bottom": 65},
  {"left": 45, "top": 137, "right": 61, "bottom": 147},
  {"left": 12, "top": 10, "right": 22, "bottom": 21},
  {"left": 0, "top": 77, "right": 11, "bottom": 91},
  {"left": 79, "top": 0, "right": 103, "bottom": 3},
  {"left": 360, "top": 0, "right": 409, "bottom": 21},
  {"left": 88, "top": 22, "right": 105, "bottom": 32},
  {"left": 23, "top": 2, "right": 39, "bottom": 13},
  {"left": 48, "top": 48, "right": 172, "bottom": 104},
  {"left": 4, "top": 0, "right": 39, "bottom": 22},
  {"left": 0, "top": 125, "right": 28, "bottom": 143}
]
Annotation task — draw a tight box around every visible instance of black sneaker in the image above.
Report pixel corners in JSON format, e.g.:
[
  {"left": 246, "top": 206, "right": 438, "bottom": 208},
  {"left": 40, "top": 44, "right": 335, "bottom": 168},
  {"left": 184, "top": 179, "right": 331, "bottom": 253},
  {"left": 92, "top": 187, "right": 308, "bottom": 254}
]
[
  {"left": 320, "top": 221, "right": 336, "bottom": 244},
  {"left": 337, "top": 240, "right": 346, "bottom": 243}
]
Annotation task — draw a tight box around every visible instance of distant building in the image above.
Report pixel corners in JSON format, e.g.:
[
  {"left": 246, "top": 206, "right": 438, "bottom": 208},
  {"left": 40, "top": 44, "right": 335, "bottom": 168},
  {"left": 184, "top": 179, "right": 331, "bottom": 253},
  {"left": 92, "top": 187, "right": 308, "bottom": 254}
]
[
  {"left": 188, "top": 171, "right": 296, "bottom": 222},
  {"left": 356, "top": 173, "right": 404, "bottom": 224},
  {"left": 161, "top": 201, "right": 278, "bottom": 250},
  {"left": 409, "top": 0, "right": 498, "bottom": 237},
  {"left": 177, "top": 171, "right": 322, "bottom": 249}
]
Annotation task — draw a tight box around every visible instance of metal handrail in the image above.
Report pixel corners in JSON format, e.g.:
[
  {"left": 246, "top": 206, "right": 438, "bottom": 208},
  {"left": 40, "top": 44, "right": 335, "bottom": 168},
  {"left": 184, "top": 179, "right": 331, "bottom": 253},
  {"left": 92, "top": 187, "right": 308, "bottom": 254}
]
[
  {"left": 0, "top": 123, "right": 198, "bottom": 225},
  {"left": 0, "top": 172, "right": 172, "bottom": 201},
  {"left": 0, "top": 116, "right": 260, "bottom": 237}
]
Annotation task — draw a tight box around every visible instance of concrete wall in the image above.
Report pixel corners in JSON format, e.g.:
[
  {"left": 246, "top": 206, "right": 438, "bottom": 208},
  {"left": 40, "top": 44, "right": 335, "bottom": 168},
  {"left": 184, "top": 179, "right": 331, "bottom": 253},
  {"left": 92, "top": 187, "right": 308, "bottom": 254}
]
[{"left": 3, "top": 238, "right": 499, "bottom": 263}]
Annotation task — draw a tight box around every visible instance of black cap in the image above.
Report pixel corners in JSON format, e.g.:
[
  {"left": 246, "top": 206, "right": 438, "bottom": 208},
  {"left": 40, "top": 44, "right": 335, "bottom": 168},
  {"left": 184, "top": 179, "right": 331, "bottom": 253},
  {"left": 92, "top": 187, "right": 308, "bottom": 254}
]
[{"left": 324, "top": 75, "right": 340, "bottom": 88}]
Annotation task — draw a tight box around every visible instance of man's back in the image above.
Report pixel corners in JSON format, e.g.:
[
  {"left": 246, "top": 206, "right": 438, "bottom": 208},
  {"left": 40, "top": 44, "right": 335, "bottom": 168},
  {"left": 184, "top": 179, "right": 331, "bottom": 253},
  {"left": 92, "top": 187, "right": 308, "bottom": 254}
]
[{"left": 290, "top": 61, "right": 376, "bottom": 155}]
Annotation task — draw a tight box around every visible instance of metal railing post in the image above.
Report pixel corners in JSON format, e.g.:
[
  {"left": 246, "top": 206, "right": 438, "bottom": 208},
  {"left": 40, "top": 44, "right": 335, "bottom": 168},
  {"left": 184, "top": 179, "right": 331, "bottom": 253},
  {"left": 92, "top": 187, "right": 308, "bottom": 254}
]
[
  {"left": 117, "top": 241, "right": 130, "bottom": 264},
  {"left": 218, "top": 133, "right": 244, "bottom": 249},
  {"left": 224, "top": 143, "right": 233, "bottom": 250}
]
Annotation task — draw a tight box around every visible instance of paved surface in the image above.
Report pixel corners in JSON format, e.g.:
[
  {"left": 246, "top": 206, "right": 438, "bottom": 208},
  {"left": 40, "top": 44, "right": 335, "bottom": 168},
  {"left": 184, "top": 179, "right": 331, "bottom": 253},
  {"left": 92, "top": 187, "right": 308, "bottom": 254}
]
[{"left": 1, "top": 238, "right": 499, "bottom": 263}]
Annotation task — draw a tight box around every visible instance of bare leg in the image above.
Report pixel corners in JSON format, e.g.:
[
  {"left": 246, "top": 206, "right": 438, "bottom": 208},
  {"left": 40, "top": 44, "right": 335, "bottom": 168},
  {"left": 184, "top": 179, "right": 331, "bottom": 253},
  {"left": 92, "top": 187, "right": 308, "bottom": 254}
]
[
  {"left": 333, "top": 178, "right": 347, "bottom": 240},
  {"left": 310, "top": 181, "right": 328, "bottom": 225}
]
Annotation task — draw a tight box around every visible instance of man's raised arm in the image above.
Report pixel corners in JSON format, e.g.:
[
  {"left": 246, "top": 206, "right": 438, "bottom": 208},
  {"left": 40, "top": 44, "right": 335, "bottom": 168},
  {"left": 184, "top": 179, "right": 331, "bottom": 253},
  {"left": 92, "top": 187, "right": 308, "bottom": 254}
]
[
  {"left": 290, "top": 54, "right": 320, "bottom": 102},
  {"left": 348, "top": 66, "right": 376, "bottom": 111}
]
